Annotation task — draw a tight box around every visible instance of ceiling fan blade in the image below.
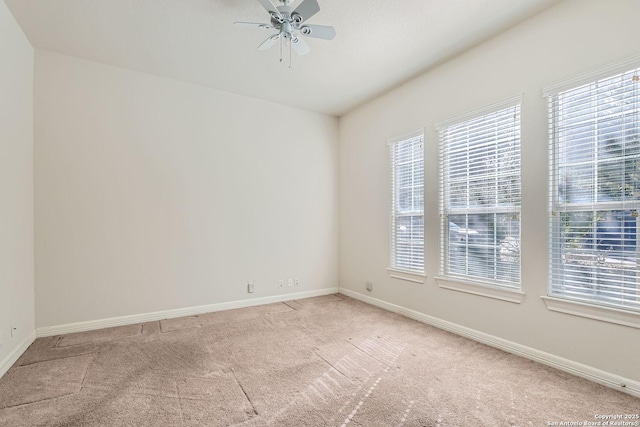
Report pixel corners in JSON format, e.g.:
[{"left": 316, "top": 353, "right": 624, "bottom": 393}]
[
  {"left": 292, "top": 0, "right": 320, "bottom": 22},
  {"left": 234, "top": 21, "right": 273, "bottom": 29},
  {"left": 300, "top": 24, "right": 336, "bottom": 40},
  {"left": 291, "top": 37, "right": 310, "bottom": 56},
  {"left": 257, "top": 0, "right": 282, "bottom": 18},
  {"left": 258, "top": 34, "right": 280, "bottom": 51}
]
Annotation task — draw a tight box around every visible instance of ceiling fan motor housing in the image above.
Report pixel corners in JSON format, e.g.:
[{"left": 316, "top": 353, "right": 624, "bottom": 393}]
[{"left": 270, "top": 6, "right": 306, "bottom": 39}]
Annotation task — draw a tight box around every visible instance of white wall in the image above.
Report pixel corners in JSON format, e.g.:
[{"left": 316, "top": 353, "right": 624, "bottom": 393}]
[
  {"left": 339, "top": 0, "right": 640, "bottom": 382},
  {"left": 0, "top": 1, "right": 35, "bottom": 370},
  {"left": 34, "top": 51, "right": 339, "bottom": 328}
]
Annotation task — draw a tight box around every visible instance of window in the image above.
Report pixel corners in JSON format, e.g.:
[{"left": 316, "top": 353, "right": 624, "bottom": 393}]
[
  {"left": 390, "top": 131, "right": 424, "bottom": 276},
  {"left": 548, "top": 65, "right": 640, "bottom": 314},
  {"left": 437, "top": 99, "right": 521, "bottom": 290}
]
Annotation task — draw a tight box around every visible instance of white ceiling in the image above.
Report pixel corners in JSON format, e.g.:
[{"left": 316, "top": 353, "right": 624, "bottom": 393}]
[{"left": 5, "top": 0, "right": 561, "bottom": 116}]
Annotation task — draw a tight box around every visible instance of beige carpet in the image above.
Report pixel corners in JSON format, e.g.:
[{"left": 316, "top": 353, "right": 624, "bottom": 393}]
[{"left": 0, "top": 294, "right": 637, "bottom": 426}]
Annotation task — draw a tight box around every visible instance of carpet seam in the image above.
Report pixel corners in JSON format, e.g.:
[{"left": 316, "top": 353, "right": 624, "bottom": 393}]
[
  {"left": 11, "top": 353, "right": 97, "bottom": 369},
  {"left": 55, "top": 334, "right": 141, "bottom": 348},
  {"left": 175, "top": 380, "right": 186, "bottom": 427},
  {"left": 282, "top": 301, "right": 299, "bottom": 310},
  {"left": 51, "top": 335, "right": 63, "bottom": 349},
  {"left": 231, "top": 368, "right": 259, "bottom": 418},
  {"left": 16, "top": 351, "right": 98, "bottom": 368},
  {"left": 0, "top": 391, "right": 76, "bottom": 410},
  {"left": 79, "top": 353, "right": 96, "bottom": 390},
  {"left": 312, "top": 351, "right": 351, "bottom": 380}
]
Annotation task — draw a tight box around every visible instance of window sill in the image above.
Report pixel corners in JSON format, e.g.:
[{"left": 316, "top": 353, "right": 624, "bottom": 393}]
[
  {"left": 435, "top": 276, "right": 525, "bottom": 304},
  {"left": 387, "top": 268, "right": 426, "bottom": 284},
  {"left": 541, "top": 296, "right": 640, "bottom": 329}
]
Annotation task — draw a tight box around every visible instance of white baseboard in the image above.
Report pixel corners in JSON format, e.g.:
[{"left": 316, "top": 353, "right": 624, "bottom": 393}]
[
  {"left": 37, "top": 287, "right": 340, "bottom": 338},
  {"left": 339, "top": 288, "right": 640, "bottom": 399},
  {"left": 0, "top": 331, "right": 36, "bottom": 379}
]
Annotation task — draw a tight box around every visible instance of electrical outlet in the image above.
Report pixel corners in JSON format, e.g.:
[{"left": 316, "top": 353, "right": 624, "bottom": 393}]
[
  {"left": 279, "top": 280, "right": 284, "bottom": 288},
  {"left": 288, "top": 278, "right": 293, "bottom": 287},
  {"left": 294, "top": 278, "right": 300, "bottom": 286},
  {"left": 247, "top": 281, "right": 255, "bottom": 293},
  {"left": 366, "top": 281, "right": 373, "bottom": 292},
  {"left": 10, "top": 323, "right": 16, "bottom": 337}
]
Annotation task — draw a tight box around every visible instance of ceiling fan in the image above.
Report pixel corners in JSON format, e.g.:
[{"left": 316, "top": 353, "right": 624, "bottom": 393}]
[{"left": 234, "top": 0, "right": 336, "bottom": 60}]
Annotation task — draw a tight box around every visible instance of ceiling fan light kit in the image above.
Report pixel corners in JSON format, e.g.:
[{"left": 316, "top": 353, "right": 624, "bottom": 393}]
[{"left": 234, "top": 0, "right": 336, "bottom": 66}]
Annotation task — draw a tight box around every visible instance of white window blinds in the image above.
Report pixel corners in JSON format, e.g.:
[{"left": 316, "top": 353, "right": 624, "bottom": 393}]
[
  {"left": 548, "top": 65, "right": 640, "bottom": 313},
  {"left": 438, "top": 101, "right": 521, "bottom": 288},
  {"left": 390, "top": 132, "right": 424, "bottom": 273}
]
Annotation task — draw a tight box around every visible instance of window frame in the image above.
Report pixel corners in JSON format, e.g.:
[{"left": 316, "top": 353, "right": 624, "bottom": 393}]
[
  {"left": 544, "top": 56, "right": 640, "bottom": 327},
  {"left": 388, "top": 130, "right": 426, "bottom": 282},
  {"left": 435, "top": 96, "right": 524, "bottom": 301}
]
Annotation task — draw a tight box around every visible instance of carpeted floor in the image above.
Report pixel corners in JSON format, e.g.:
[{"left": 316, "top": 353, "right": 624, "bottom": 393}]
[{"left": 0, "top": 294, "right": 637, "bottom": 426}]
